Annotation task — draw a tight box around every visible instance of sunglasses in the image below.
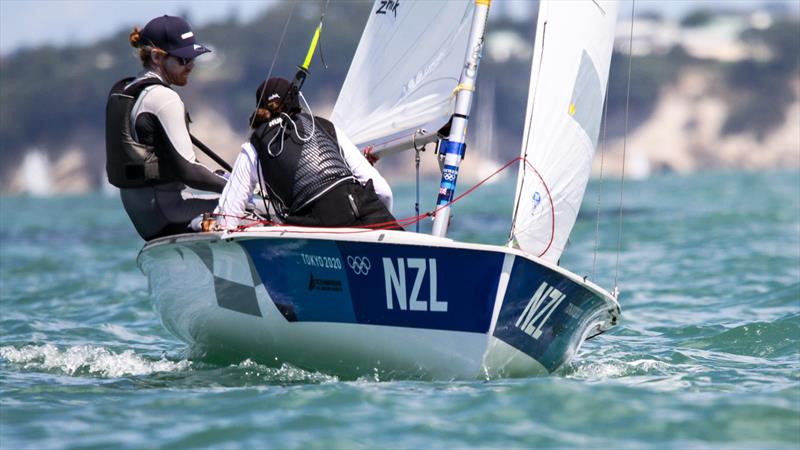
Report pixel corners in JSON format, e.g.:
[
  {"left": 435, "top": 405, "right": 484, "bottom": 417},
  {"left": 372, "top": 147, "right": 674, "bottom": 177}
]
[
  {"left": 154, "top": 49, "right": 194, "bottom": 66},
  {"left": 169, "top": 54, "right": 195, "bottom": 66}
]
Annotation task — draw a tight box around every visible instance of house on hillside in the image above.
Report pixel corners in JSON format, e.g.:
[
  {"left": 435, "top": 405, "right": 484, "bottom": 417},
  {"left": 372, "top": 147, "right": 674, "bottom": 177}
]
[{"left": 616, "top": 10, "right": 774, "bottom": 62}]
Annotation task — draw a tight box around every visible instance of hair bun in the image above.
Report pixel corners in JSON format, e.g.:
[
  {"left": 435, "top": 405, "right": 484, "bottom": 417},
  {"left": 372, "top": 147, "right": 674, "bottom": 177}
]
[
  {"left": 250, "top": 108, "right": 271, "bottom": 128},
  {"left": 129, "top": 27, "right": 141, "bottom": 48}
]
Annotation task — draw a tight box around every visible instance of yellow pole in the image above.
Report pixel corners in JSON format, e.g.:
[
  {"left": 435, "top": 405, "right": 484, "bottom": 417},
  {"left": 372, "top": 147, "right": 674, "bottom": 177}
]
[{"left": 302, "top": 24, "right": 322, "bottom": 71}]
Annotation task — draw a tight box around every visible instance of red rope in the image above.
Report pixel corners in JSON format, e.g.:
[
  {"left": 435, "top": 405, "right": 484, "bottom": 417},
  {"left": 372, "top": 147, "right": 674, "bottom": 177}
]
[
  {"left": 519, "top": 158, "right": 555, "bottom": 258},
  {"left": 212, "top": 157, "right": 555, "bottom": 250}
]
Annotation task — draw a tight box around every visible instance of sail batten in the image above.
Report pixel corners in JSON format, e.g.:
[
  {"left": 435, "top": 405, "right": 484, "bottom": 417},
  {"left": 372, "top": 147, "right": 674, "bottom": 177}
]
[{"left": 510, "top": 0, "right": 619, "bottom": 263}]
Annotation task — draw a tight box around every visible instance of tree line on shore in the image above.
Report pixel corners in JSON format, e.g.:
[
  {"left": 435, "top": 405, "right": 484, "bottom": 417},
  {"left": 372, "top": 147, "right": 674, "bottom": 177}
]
[{"left": 0, "top": 2, "right": 796, "bottom": 187}]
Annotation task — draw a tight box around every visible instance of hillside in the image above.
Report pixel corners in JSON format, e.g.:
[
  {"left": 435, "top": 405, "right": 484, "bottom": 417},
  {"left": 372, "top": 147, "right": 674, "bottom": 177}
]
[{"left": 1, "top": 4, "right": 797, "bottom": 194}]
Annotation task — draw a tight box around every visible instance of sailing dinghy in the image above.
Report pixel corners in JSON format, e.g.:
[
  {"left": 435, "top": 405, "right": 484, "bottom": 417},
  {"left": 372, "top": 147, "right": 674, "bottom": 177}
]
[{"left": 138, "top": 0, "right": 622, "bottom": 379}]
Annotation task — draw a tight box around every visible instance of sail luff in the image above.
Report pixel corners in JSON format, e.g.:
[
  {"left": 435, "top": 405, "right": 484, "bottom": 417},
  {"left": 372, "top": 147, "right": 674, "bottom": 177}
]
[
  {"left": 510, "top": 0, "right": 619, "bottom": 263},
  {"left": 509, "top": 0, "right": 550, "bottom": 244}
]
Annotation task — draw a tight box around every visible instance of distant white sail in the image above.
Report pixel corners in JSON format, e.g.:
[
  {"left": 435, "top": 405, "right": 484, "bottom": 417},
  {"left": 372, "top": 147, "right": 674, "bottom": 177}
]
[
  {"left": 510, "top": 0, "right": 618, "bottom": 263},
  {"left": 19, "top": 150, "right": 52, "bottom": 196},
  {"left": 332, "top": 0, "right": 474, "bottom": 149}
]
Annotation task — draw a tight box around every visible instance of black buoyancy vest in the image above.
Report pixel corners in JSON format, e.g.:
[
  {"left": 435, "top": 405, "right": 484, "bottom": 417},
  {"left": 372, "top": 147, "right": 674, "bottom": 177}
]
[
  {"left": 105, "top": 77, "right": 179, "bottom": 188},
  {"left": 251, "top": 113, "right": 354, "bottom": 216}
]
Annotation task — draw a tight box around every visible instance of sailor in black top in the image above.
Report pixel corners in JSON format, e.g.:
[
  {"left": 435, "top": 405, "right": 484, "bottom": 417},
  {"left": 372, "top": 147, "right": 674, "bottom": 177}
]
[
  {"left": 211, "top": 77, "right": 401, "bottom": 231},
  {"left": 105, "top": 15, "right": 226, "bottom": 240}
]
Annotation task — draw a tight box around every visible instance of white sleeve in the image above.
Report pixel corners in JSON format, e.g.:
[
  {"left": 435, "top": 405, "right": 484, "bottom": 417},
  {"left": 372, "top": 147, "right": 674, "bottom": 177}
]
[
  {"left": 135, "top": 86, "right": 226, "bottom": 192},
  {"left": 214, "top": 143, "right": 259, "bottom": 229},
  {"left": 149, "top": 88, "right": 198, "bottom": 163},
  {"left": 335, "top": 124, "right": 394, "bottom": 212}
]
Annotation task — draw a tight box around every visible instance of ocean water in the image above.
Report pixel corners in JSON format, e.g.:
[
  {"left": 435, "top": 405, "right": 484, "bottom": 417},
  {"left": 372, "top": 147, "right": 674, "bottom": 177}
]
[{"left": 1, "top": 170, "right": 798, "bottom": 449}]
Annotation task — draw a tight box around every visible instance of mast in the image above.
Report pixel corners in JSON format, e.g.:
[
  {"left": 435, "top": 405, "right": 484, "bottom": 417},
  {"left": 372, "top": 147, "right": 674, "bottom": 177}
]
[{"left": 431, "top": 0, "right": 491, "bottom": 237}]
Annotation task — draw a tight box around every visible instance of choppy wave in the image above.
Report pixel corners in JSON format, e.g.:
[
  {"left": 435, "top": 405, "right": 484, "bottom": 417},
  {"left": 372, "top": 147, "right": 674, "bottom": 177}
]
[
  {"left": 1, "top": 174, "right": 799, "bottom": 449},
  {"left": 0, "top": 344, "right": 344, "bottom": 387},
  {"left": 566, "top": 358, "right": 673, "bottom": 380},
  {"left": 0, "top": 344, "right": 190, "bottom": 378},
  {"left": 679, "top": 313, "right": 800, "bottom": 358},
  {"left": 225, "top": 358, "right": 339, "bottom": 385}
]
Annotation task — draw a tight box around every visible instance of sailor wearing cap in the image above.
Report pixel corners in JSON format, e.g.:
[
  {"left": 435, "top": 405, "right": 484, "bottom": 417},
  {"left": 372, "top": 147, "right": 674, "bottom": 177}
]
[{"left": 105, "top": 15, "right": 227, "bottom": 240}]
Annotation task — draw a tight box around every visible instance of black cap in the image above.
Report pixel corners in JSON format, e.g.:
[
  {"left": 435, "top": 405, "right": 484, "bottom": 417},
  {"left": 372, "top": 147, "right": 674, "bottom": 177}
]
[
  {"left": 256, "top": 78, "right": 292, "bottom": 107},
  {"left": 140, "top": 15, "right": 211, "bottom": 59},
  {"left": 256, "top": 77, "right": 300, "bottom": 112}
]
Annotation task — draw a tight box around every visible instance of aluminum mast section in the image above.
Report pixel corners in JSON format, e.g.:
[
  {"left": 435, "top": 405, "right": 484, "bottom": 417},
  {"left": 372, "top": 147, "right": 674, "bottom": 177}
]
[{"left": 431, "top": 0, "right": 491, "bottom": 237}]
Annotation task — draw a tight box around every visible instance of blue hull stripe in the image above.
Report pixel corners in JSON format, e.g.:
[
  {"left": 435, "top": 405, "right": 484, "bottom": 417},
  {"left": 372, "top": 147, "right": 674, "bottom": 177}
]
[
  {"left": 239, "top": 238, "right": 503, "bottom": 332},
  {"left": 492, "top": 257, "right": 609, "bottom": 371},
  {"left": 238, "top": 238, "right": 610, "bottom": 371}
]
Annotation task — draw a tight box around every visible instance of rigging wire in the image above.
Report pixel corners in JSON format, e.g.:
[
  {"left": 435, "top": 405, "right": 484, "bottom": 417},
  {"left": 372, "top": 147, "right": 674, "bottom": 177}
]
[
  {"left": 228, "top": 156, "right": 555, "bottom": 249},
  {"left": 413, "top": 131, "right": 425, "bottom": 233},
  {"left": 508, "top": 12, "right": 550, "bottom": 246},
  {"left": 250, "top": 0, "right": 333, "bottom": 221},
  {"left": 249, "top": 2, "right": 297, "bottom": 131},
  {"left": 615, "top": 0, "right": 635, "bottom": 293},
  {"left": 315, "top": 0, "right": 331, "bottom": 71},
  {"left": 415, "top": 148, "right": 421, "bottom": 233},
  {"left": 253, "top": 1, "right": 297, "bottom": 221},
  {"left": 592, "top": 73, "right": 611, "bottom": 280},
  {"left": 247, "top": 2, "right": 296, "bottom": 221}
]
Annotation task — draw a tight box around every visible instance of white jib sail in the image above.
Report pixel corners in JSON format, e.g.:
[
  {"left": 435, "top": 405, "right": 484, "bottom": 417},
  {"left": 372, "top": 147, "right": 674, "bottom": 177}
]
[
  {"left": 332, "top": 0, "right": 474, "bottom": 150},
  {"left": 510, "top": 0, "right": 618, "bottom": 263}
]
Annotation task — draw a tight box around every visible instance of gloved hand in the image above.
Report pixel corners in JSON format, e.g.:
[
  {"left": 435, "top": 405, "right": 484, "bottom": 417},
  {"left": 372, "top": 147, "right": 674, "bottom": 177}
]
[
  {"left": 364, "top": 147, "right": 379, "bottom": 166},
  {"left": 214, "top": 169, "right": 231, "bottom": 181},
  {"left": 201, "top": 217, "right": 220, "bottom": 232},
  {"left": 191, "top": 213, "right": 222, "bottom": 232}
]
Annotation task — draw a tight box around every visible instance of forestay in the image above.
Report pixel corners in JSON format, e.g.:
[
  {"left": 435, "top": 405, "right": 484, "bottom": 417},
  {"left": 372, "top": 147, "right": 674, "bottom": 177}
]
[
  {"left": 332, "top": 0, "right": 474, "bottom": 150},
  {"left": 510, "top": 0, "right": 618, "bottom": 263}
]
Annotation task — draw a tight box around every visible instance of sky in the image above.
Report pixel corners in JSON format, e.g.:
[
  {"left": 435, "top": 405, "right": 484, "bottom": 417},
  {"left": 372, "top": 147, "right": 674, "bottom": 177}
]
[
  {"left": 0, "top": 0, "right": 272, "bottom": 55},
  {"left": 0, "top": 0, "right": 791, "bottom": 56}
]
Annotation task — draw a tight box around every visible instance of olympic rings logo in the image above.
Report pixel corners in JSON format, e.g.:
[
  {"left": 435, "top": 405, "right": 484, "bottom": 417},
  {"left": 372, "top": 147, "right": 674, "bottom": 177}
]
[
  {"left": 347, "top": 256, "right": 372, "bottom": 275},
  {"left": 443, "top": 170, "right": 457, "bottom": 181}
]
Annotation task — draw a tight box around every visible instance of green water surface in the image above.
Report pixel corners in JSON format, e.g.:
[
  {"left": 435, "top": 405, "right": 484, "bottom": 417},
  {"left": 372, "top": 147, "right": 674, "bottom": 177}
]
[{"left": 1, "top": 171, "right": 798, "bottom": 449}]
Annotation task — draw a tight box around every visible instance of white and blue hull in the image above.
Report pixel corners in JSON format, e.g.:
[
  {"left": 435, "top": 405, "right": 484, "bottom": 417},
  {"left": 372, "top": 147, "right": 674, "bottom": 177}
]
[{"left": 138, "top": 228, "right": 620, "bottom": 379}]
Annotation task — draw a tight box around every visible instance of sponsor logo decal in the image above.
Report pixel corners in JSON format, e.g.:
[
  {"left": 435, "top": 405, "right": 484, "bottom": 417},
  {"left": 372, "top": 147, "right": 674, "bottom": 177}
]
[
  {"left": 301, "top": 253, "right": 343, "bottom": 270},
  {"left": 515, "top": 281, "right": 566, "bottom": 339},
  {"left": 307, "top": 273, "right": 343, "bottom": 292},
  {"left": 383, "top": 257, "right": 447, "bottom": 312},
  {"left": 347, "top": 256, "right": 372, "bottom": 275},
  {"left": 376, "top": 0, "right": 399, "bottom": 17},
  {"left": 181, "top": 31, "right": 194, "bottom": 40},
  {"left": 564, "top": 302, "right": 583, "bottom": 319},
  {"left": 532, "top": 191, "right": 542, "bottom": 211}
]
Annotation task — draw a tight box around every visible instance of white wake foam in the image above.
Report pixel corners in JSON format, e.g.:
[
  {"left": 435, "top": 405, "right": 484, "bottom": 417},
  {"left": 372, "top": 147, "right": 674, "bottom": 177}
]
[
  {"left": 567, "top": 358, "right": 671, "bottom": 380},
  {"left": 0, "top": 344, "right": 190, "bottom": 378},
  {"left": 236, "top": 358, "right": 338, "bottom": 384}
]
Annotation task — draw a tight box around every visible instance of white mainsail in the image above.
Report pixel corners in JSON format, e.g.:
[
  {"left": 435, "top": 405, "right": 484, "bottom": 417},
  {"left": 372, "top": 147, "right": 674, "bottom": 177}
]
[
  {"left": 510, "top": 0, "right": 618, "bottom": 263},
  {"left": 332, "top": 0, "right": 474, "bottom": 151}
]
